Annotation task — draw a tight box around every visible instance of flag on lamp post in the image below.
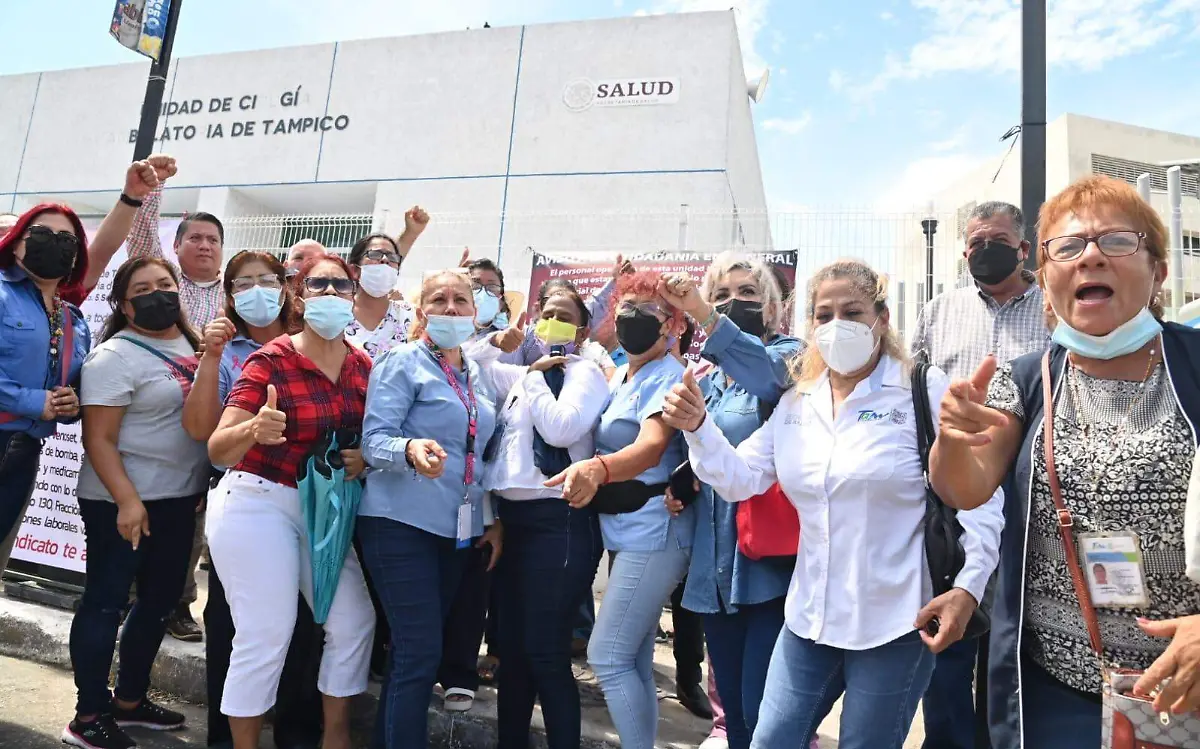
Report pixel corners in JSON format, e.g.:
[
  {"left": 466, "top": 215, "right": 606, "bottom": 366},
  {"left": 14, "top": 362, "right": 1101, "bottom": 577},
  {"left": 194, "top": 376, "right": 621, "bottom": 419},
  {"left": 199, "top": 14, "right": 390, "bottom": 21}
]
[{"left": 109, "top": 0, "right": 172, "bottom": 61}]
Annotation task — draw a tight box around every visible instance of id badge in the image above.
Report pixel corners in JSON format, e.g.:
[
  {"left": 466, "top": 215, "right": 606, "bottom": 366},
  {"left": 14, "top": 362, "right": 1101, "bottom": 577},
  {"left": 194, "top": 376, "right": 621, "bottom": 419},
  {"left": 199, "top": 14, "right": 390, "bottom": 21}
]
[
  {"left": 1079, "top": 531, "right": 1151, "bottom": 609},
  {"left": 456, "top": 503, "right": 472, "bottom": 549}
]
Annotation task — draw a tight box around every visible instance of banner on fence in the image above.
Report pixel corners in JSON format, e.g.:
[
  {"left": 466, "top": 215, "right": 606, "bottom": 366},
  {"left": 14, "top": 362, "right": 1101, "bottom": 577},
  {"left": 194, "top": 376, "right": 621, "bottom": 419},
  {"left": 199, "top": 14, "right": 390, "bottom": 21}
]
[
  {"left": 10, "top": 222, "right": 181, "bottom": 576},
  {"left": 526, "top": 249, "right": 798, "bottom": 361}
]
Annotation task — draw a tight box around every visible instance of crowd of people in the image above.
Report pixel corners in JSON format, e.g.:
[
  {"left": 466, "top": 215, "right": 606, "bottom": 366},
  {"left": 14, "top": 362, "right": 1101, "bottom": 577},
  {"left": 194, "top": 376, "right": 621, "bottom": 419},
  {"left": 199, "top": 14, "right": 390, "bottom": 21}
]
[{"left": 1, "top": 153, "right": 1200, "bottom": 749}]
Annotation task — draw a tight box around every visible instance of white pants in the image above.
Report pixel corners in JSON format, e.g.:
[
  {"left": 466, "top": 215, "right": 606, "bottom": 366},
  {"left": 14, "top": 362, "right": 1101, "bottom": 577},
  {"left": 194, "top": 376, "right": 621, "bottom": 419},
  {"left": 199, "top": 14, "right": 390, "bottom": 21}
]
[{"left": 207, "top": 470, "right": 375, "bottom": 718}]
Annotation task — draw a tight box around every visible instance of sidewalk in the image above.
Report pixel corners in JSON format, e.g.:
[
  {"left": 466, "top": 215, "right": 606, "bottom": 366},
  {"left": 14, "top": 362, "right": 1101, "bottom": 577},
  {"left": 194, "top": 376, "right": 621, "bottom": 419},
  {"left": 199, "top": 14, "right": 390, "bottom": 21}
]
[{"left": 0, "top": 571, "right": 926, "bottom": 748}]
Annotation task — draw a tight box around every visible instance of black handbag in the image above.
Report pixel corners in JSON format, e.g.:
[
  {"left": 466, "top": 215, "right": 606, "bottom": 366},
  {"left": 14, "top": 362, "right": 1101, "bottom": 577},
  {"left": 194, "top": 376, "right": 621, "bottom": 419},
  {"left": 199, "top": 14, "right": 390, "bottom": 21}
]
[{"left": 911, "top": 362, "right": 990, "bottom": 640}]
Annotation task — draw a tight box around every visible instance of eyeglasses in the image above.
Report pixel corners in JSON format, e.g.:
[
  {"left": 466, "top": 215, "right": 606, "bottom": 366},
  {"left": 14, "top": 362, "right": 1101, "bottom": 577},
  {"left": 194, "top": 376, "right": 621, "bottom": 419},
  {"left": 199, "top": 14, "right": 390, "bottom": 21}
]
[
  {"left": 617, "top": 301, "right": 666, "bottom": 318},
  {"left": 303, "top": 276, "right": 357, "bottom": 295},
  {"left": 1042, "top": 231, "right": 1146, "bottom": 262},
  {"left": 472, "top": 282, "right": 503, "bottom": 297},
  {"left": 27, "top": 225, "right": 80, "bottom": 249},
  {"left": 285, "top": 268, "right": 300, "bottom": 279},
  {"left": 364, "top": 249, "right": 402, "bottom": 265},
  {"left": 230, "top": 273, "right": 284, "bottom": 293}
]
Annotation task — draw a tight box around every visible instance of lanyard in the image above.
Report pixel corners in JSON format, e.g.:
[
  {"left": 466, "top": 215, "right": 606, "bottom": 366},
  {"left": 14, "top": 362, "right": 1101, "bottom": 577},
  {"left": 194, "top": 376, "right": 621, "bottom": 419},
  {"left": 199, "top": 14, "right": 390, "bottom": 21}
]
[{"left": 430, "top": 346, "right": 478, "bottom": 499}]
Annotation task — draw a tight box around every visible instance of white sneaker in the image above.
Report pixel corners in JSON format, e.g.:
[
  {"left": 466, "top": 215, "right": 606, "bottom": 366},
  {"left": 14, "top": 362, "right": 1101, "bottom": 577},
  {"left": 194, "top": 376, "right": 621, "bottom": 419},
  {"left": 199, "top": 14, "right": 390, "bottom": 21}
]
[{"left": 698, "top": 736, "right": 729, "bottom": 749}]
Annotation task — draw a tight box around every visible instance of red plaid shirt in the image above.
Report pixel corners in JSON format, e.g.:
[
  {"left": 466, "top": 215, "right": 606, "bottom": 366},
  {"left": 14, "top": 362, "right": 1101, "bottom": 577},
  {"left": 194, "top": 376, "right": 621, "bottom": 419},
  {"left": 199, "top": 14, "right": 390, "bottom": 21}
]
[{"left": 226, "top": 336, "right": 372, "bottom": 488}]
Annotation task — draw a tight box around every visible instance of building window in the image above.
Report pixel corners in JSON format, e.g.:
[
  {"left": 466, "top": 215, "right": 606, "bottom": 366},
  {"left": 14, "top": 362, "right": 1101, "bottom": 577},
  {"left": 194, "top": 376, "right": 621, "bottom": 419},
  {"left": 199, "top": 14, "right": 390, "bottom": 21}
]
[{"left": 1091, "top": 154, "right": 1200, "bottom": 195}]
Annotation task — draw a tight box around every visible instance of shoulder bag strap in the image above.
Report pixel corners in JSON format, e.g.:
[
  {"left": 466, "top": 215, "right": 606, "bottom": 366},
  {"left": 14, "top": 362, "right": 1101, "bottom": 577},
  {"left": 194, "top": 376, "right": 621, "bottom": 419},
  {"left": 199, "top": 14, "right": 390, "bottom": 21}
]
[
  {"left": 114, "top": 335, "right": 196, "bottom": 383},
  {"left": 60, "top": 306, "right": 74, "bottom": 387},
  {"left": 1040, "top": 351, "right": 1106, "bottom": 659},
  {"left": 911, "top": 361, "right": 934, "bottom": 476}
]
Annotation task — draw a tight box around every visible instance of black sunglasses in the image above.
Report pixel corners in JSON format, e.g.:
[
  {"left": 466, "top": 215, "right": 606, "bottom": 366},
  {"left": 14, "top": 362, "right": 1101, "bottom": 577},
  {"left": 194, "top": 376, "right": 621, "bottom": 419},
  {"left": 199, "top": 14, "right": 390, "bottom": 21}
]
[
  {"left": 303, "top": 276, "right": 356, "bottom": 295},
  {"left": 27, "top": 225, "right": 80, "bottom": 250}
]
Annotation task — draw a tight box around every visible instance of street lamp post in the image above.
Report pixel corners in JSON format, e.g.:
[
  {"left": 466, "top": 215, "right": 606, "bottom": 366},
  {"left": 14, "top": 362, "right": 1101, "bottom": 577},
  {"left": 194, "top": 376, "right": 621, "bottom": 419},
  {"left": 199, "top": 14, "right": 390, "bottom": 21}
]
[
  {"left": 133, "top": 0, "right": 184, "bottom": 160},
  {"left": 921, "top": 215, "right": 938, "bottom": 303}
]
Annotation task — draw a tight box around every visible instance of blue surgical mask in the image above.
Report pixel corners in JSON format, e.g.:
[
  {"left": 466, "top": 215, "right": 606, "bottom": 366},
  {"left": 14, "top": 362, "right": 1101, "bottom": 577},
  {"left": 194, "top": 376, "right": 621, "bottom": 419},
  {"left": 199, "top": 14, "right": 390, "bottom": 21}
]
[
  {"left": 474, "top": 288, "right": 502, "bottom": 327},
  {"left": 1051, "top": 308, "right": 1161, "bottom": 360},
  {"left": 303, "top": 295, "right": 354, "bottom": 340},
  {"left": 493, "top": 312, "right": 509, "bottom": 330},
  {"left": 1049, "top": 283, "right": 1162, "bottom": 360},
  {"left": 233, "top": 286, "right": 283, "bottom": 329},
  {"left": 425, "top": 314, "right": 477, "bottom": 349}
]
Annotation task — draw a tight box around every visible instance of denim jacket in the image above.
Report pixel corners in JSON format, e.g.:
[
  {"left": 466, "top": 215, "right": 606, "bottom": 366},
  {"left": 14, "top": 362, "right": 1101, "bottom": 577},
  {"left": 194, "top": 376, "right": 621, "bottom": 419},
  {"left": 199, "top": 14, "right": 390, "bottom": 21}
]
[
  {"left": 0, "top": 267, "right": 90, "bottom": 439},
  {"left": 681, "top": 315, "right": 802, "bottom": 614}
]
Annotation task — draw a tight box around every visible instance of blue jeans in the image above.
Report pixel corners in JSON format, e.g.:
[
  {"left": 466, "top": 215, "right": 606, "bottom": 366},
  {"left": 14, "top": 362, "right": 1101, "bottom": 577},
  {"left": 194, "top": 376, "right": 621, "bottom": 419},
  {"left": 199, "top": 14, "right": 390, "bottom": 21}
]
[
  {"left": 752, "top": 627, "right": 935, "bottom": 749},
  {"left": 702, "top": 598, "right": 786, "bottom": 749},
  {"left": 589, "top": 547, "right": 690, "bottom": 749},
  {"left": 922, "top": 638, "right": 981, "bottom": 749},
  {"left": 357, "top": 516, "right": 468, "bottom": 749},
  {"left": 1019, "top": 658, "right": 1100, "bottom": 748},
  {"left": 0, "top": 432, "right": 42, "bottom": 549},
  {"left": 495, "top": 499, "right": 601, "bottom": 749},
  {"left": 70, "top": 496, "right": 199, "bottom": 716}
]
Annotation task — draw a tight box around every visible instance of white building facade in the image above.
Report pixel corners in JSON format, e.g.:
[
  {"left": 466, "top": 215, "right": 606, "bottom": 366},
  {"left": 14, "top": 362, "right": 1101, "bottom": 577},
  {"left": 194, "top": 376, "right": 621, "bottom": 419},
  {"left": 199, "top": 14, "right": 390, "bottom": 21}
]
[{"left": 0, "top": 10, "right": 769, "bottom": 292}]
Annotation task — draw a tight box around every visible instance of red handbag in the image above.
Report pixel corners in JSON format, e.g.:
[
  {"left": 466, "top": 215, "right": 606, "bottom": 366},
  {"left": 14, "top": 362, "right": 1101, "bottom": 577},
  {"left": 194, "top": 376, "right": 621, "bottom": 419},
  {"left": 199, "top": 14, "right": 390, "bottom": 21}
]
[{"left": 736, "top": 483, "right": 799, "bottom": 560}]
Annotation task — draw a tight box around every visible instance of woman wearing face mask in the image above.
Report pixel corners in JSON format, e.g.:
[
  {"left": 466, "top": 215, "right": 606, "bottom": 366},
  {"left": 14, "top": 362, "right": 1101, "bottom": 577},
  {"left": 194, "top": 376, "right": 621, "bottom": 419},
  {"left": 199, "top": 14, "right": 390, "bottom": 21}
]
[
  {"left": 205, "top": 255, "right": 375, "bottom": 749},
  {"left": 357, "top": 269, "right": 499, "bottom": 749},
  {"left": 468, "top": 287, "right": 608, "bottom": 749},
  {"left": 660, "top": 259, "right": 1004, "bottom": 749},
  {"left": 0, "top": 205, "right": 91, "bottom": 559},
  {"left": 542, "top": 270, "right": 692, "bottom": 749},
  {"left": 932, "top": 176, "right": 1200, "bottom": 747},
  {"left": 180, "top": 251, "right": 325, "bottom": 749},
  {"left": 658, "top": 253, "right": 803, "bottom": 749},
  {"left": 345, "top": 234, "right": 416, "bottom": 359},
  {"left": 66, "top": 256, "right": 206, "bottom": 749}
]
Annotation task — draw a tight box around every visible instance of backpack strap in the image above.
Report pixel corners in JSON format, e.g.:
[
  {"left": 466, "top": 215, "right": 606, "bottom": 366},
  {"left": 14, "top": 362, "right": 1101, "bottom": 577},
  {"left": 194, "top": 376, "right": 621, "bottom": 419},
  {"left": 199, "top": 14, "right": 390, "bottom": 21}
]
[{"left": 114, "top": 335, "right": 196, "bottom": 383}]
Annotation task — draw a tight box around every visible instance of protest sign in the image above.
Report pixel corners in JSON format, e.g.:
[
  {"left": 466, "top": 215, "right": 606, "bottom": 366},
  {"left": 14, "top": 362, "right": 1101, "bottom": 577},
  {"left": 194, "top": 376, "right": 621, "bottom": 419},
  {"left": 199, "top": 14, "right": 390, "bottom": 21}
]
[
  {"left": 10, "top": 222, "right": 180, "bottom": 577},
  {"left": 526, "top": 249, "right": 798, "bottom": 361}
]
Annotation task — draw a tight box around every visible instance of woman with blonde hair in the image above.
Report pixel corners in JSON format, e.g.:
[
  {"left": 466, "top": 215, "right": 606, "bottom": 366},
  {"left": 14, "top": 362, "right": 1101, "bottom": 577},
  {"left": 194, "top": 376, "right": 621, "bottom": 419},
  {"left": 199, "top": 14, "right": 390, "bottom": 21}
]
[
  {"left": 933, "top": 175, "right": 1200, "bottom": 747},
  {"left": 661, "top": 259, "right": 1003, "bottom": 749}
]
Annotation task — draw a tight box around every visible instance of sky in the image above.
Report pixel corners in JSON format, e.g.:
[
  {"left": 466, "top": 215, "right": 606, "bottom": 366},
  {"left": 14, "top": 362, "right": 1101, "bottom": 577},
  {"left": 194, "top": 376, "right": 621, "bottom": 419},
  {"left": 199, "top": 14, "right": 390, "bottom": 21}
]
[{"left": 4, "top": 0, "right": 1200, "bottom": 213}]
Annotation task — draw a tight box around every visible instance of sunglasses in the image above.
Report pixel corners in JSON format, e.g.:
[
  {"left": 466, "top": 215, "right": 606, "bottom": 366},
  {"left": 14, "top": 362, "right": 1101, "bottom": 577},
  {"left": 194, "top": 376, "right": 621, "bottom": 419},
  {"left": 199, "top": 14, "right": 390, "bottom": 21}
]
[
  {"left": 303, "top": 276, "right": 356, "bottom": 295},
  {"left": 27, "top": 225, "right": 80, "bottom": 250},
  {"left": 364, "top": 248, "right": 402, "bottom": 265},
  {"left": 617, "top": 301, "right": 666, "bottom": 318}
]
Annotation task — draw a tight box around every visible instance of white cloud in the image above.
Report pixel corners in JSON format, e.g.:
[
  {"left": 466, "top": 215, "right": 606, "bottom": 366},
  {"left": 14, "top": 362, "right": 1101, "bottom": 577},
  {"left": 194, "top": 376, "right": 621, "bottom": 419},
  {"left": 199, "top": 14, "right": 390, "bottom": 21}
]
[
  {"left": 875, "top": 153, "right": 988, "bottom": 210},
  {"left": 762, "top": 112, "right": 813, "bottom": 134},
  {"left": 635, "top": 0, "right": 771, "bottom": 73},
  {"left": 880, "top": 10, "right": 895, "bottom": 20},
  {"left": 844, "top": 0, "right": 1200, "bottom": 100},
  {"left": 828, "top": 69, "right": 847, "bottom": 92}
]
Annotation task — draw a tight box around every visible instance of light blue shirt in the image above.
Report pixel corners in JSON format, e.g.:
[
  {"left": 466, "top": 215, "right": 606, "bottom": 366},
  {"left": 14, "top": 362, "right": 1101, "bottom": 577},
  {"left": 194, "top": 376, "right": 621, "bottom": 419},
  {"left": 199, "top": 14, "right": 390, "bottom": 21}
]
[
  {"left": 218, "top": 336, "right": 266, "bottom": 403},
  {"left": 359, "top": 342, "right": 498, "bottom": 539},
  {"left": 595, "top": 354, "right": 692, "bottom": 552},
  {"left": 0, "top": 267, "right": 90, "bottom": 438},
  {"left": 684, "top": 316, "right": 801, "bottom": 614}
]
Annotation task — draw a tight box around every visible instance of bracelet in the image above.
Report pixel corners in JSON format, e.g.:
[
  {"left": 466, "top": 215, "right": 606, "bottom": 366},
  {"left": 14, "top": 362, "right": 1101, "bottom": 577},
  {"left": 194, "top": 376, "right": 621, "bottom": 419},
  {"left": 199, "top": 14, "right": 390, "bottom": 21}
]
[
  {"left": 404, "top": 443, "right": 416, "bottom": 469},
  {"left": 119, "top": 192, "right": 144, "bottom": 208},
  {"left": 595, "top": 455, "right": 611, "bottom": 485},
  {"left": 699, "top": 306, "right": 719, "bottom": 330}
]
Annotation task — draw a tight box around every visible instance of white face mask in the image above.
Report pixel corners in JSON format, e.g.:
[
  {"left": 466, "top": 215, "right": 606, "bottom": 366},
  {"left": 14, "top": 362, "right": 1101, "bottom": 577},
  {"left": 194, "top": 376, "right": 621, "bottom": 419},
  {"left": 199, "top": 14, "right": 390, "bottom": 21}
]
[
  {"left": 358, "top": 264, "right": 399, "bottom": 298},
  {"left": 815, "top": 318, "right": 879, "bottom": 375}
]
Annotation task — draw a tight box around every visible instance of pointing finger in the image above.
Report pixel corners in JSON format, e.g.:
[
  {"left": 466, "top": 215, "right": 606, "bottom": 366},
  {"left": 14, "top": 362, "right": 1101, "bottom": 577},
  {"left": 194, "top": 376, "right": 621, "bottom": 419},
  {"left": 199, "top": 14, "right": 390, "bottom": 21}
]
[{"left": 970, "top": 355, "right": 998, "bottom": 394}]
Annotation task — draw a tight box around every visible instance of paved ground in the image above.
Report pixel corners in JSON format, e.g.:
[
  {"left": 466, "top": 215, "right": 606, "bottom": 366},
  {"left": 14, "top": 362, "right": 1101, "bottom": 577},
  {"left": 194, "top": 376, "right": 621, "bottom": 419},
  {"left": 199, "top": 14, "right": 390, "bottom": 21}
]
[{"left": 0, "top": 566, "right": 927, "bottom": 748}]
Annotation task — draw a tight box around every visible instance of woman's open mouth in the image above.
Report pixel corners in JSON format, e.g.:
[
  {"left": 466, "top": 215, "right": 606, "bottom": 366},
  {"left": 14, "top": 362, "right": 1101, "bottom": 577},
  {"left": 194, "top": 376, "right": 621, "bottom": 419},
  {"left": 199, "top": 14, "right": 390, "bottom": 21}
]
[{"left": 1074, "top": 282, "right": 1114, "bottom": 305}]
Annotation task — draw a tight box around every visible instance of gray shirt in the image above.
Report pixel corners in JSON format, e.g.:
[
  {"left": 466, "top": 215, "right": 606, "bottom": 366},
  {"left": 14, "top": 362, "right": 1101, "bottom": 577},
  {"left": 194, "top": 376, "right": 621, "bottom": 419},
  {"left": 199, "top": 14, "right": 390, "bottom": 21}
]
[
  {"left": 76, "top": 330, "right": 210, "bottom": 502},
  {"left": 911, "top": 272, "right": 1050, "bottom": 380}
]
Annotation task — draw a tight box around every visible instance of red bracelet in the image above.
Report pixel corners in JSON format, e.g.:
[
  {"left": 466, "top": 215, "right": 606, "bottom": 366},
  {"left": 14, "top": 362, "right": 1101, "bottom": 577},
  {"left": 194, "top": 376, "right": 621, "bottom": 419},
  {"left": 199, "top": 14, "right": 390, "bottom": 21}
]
[{"left": 595, "top": 455, "right": 611, "bottom": 485}]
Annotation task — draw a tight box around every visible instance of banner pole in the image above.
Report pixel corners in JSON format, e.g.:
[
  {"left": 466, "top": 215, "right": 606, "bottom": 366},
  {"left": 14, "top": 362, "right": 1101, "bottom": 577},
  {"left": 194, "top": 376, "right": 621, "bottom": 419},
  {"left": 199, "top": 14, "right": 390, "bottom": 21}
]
[{"left": 133, "top": 0, "right": 184, "bottom": 160}]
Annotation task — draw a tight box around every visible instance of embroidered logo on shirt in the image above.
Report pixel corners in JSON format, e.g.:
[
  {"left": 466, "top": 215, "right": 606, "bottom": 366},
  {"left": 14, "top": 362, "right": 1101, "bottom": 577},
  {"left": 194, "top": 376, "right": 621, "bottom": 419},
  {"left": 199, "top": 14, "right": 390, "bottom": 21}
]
[
  {"left": 857, "top": 410, "right": 887, "bottom": 423},
  {"left": 889, "top": 409, "right": 908, "bottom": 425},
  {"left": 785, "top": 413, "right": 803, "bottom": 425}
]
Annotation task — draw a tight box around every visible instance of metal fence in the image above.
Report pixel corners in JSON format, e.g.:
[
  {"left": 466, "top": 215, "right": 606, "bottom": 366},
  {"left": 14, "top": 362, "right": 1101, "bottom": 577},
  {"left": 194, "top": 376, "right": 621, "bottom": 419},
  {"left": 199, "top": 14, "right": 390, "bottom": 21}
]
[{"left": 220, "top": 195, "right": 1200, "bottom": 346}]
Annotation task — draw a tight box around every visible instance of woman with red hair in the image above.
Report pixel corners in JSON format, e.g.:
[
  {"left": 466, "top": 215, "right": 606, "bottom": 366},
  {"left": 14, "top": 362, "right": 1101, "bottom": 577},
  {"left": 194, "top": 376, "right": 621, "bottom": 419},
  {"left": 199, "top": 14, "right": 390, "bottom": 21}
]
[
  {"left": 543, "top": 269, "right": 693, "bottom": 749},
  {"left": 0, "top": 204, "right": 92, "bottom": 556}
]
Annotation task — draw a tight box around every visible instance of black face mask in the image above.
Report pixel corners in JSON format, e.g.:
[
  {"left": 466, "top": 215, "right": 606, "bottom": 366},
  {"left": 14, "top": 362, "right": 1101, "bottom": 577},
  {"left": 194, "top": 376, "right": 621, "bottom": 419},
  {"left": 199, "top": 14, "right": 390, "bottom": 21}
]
[
  {"left": 616, "top": 309, "right": 665, "bottom": 356},
  {"left": 968, "top": 241, "right": 1021, "bottom": 286},
  {"left": 717, "top": 299, "right": 767, "bottom": 338},
  {"left": 129, "top": 290, "right": 182, "bottom": 332},
  {"left": 21, "top": 227, "right": 78, "bottom": 281}
]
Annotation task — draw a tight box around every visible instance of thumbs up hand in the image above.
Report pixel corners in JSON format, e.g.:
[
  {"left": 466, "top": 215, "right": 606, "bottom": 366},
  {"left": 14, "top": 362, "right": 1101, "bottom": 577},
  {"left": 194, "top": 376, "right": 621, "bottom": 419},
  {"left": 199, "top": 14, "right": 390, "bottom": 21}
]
[
  {"left": 938, "top": 355, "right": 1008, "bottom": 447},
  {"left": 491, "top": 311, "right": 527, "bottom": 353},
  {"left": 662, "top": 368, "right": 707, "bottom": 433},
  {"left": 252, "top": 384, "right": 287, "bottom": 446}
]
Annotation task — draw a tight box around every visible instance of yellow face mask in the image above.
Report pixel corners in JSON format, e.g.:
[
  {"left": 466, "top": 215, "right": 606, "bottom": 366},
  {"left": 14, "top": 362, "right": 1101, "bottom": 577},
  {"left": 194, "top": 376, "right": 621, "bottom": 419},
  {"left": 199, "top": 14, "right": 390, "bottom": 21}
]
[{"left": 535, "top": 317, "right": 579, "bottom": 345}]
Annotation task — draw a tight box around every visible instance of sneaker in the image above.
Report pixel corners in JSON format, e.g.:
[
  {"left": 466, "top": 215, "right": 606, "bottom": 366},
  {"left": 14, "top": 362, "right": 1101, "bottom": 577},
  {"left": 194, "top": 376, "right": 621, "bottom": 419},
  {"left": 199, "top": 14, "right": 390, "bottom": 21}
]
[
  {"left": 61, "top": 714, "right": 136, "bottom": 749},
  {"left": 166, "top": 605, "right": 202, "bottom": 642},
  {"left": 111, "top": 697, "right": 186, "bottom": 731}
]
